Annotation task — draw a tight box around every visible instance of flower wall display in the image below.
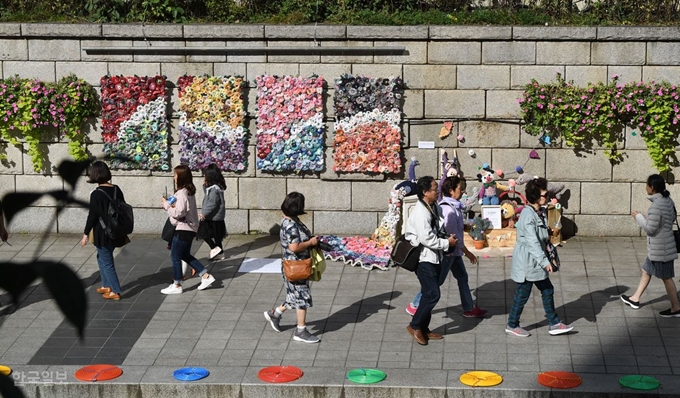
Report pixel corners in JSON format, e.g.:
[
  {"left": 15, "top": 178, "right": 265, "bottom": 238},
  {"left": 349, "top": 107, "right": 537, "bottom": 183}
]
[
  {"left": 333, "top": 75, "right": 403, "bottom": 174},
  {"left": 101, "top": 75, "right": 170, "bottom": 170},
  {"left": 176, "top": 75, "right": 247, "bottom": 171},
  {"left": 255, "top": 75, "right": 324, "bottom": 172}
]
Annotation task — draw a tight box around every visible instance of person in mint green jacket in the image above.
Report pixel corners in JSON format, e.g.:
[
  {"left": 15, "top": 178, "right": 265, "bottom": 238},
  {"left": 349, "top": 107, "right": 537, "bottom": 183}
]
[{"left": 505, "top": 177, "right": 574, "bottom": 338}]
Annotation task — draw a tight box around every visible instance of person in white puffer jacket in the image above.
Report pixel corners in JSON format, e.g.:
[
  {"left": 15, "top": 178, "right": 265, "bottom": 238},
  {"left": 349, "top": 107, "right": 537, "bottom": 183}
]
[{"left": 621, "top": 174, "right": 680, "bottom": 317}]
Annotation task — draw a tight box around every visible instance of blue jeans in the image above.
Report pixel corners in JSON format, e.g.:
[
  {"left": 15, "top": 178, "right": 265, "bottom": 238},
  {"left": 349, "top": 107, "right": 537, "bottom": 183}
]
[
  {"left": 96, "top": 245, "right": 122, "bottom": 294},
  {"left": 507, "top": 278, "right": 559, "bottom": 328},
  {"left": 410, "top": 262, "right": 441, "bottom": 332},
  {"left": 171, "top": 235, "right": 207, "bottom": 283},
  {"left": 412, "top": 256, "right": 474, "bottom": 312}
]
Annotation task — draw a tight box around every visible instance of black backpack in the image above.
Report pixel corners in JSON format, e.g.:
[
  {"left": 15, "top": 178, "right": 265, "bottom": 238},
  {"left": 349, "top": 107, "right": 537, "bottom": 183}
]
[{"left": 97, "top": 186, "right": 134, "bottom": 240}]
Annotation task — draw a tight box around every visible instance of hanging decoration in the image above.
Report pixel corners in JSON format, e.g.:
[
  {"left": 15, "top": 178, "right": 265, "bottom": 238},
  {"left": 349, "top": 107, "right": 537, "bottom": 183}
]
[
  {"left": 101, "top": 75, "right": 169, "bottom": 170},
  {"left": 255, "top": 75, "right": 324, "bottom": 172},
  {"left": 332, "top": 74, "right": 404, "bottom": 174},
  {"left": 176, "top": 75, "right": 247, "bottom": 172}
]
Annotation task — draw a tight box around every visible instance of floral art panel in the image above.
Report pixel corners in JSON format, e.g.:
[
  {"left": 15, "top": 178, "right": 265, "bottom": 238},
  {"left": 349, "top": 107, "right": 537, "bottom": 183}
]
[
  {"left": 176, "top": 75, "right": 247, "bottom": 172},
  {"left": 333, "top": 74, "right": 404, "bottom": 174},
  {"left": 100, "top": 75, "right": 170, "bottom": 171},
  {"left": 255, "top": 75, "right": 325, "bottom": 172}
]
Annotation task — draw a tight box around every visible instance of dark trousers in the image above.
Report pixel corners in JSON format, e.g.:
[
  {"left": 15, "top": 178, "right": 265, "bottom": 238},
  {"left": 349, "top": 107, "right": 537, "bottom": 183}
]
[
  {"left": 507, "top": 278, "right": 559, "bottom": 328},
  {"left": 410, "top": 261, "right": 441, "bottom": 332},
  {"left": 170, "top": 234, "right": 206, "bottom": 283}
]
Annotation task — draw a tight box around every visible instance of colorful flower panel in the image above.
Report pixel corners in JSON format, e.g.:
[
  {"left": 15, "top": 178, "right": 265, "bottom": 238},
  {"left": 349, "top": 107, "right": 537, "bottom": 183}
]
[
  {"left": 100, "top": 75, "right": 169, "bottom": 170},
  {"left": 333, "top": 75, "right": 403, "bottom": 174},
  {"left": 255, "top": 75, "right": 324, "bottom": 172},
  {"left": 176, "top": 75, "right": 247, "bottom": 172}
]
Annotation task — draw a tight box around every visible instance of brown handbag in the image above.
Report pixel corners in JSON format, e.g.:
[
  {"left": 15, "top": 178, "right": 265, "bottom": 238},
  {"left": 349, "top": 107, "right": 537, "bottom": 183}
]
[{"left": 282, "top": 258, "right": 313, "bottom": 282}]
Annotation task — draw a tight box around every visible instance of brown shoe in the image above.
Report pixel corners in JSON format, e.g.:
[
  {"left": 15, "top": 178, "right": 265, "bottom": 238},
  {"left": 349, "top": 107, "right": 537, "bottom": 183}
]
[
  {"left": 102, "top": 292, "right": 121, "bottom": 300},
  {"left": 406, "top": 325, "right": 427, "bottom": 345},
  {"left": 96, "top": 287, "right": 111, "bottom": 294},
  {"left": 424, "top": 329, "right": 443, "bottom": 340}
]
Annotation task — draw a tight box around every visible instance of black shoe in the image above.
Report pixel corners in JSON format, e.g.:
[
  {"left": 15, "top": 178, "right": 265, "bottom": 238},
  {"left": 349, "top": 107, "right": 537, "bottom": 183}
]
[
  {"left": 659, "top": 308, "right": 680, "bottom": 318},
  {"left": 620, "top": 294, "right": 640, "bottom": 309}
]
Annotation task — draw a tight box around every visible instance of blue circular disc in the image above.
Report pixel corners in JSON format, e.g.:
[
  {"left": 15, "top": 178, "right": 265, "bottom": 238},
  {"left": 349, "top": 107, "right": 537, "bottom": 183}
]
[{"left": 173, "top": 367, "right": 210, "bottom": 381}]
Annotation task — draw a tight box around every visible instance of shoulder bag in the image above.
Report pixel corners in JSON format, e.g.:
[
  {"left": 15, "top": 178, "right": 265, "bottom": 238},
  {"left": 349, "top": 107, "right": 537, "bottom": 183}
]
[
  {"left": 673, "top": 205, "right": 680, "bottom": 253},
  {"left": 389, "top": 234, "right": 422, "bottom": 272},
  {"left": 282, "top": 219, "right": 313, "bottom": 281}
]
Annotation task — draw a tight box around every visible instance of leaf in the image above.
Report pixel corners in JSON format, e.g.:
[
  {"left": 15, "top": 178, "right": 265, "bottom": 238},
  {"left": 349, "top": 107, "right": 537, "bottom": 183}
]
[
  {"left": 0, "top": 262, "right": 39, "bottom": 307},
  {"left": 0, "top": 373, "right": 25, "bottom": 398},
  {"left": 57, "top": 159, "right": 91, "bottom": 189},
  {"left": 31, "top": 261, "right": 87, "bottom": 337},
  {"left": 0, "top": 192, "right": 44, "bottom": 225}
]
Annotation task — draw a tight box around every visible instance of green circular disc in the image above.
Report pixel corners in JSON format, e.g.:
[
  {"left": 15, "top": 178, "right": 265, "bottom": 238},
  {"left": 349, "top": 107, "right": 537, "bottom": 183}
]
[
  {"left": 619, "top": 375, "right": 660, "bottom": 390},
  {"left": 346, "top": 368, "right": 386, "bottom": 384}
]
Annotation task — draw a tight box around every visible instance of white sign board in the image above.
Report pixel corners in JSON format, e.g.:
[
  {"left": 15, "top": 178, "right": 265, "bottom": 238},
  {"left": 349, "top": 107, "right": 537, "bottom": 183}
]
[{"left": 481, "top": 205, "right": 503, "bottom": 230}]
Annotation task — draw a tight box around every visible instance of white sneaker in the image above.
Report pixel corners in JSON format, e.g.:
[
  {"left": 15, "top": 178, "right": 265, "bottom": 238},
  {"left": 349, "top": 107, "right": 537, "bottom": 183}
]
[
  {"left": 161, "top": 283, "right": 183, "bottom": 295},
  {"left": 209, "top": 247, "right": 223, "bottom": 260},
  {"left": 198, "top": 274, "right": 215, "bottom": 291}
]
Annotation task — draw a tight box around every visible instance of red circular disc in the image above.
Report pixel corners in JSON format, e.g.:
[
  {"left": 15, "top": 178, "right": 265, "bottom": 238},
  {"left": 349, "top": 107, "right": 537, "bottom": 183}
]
[
  {"left": 75, "top": 364, "right": 123, "bottom": 382},
  {"left": 258, "top": 366, "right": 303, "bottom": 383},
  {"left": 537, "top": 371, "right": 582, "bottom": 389}
]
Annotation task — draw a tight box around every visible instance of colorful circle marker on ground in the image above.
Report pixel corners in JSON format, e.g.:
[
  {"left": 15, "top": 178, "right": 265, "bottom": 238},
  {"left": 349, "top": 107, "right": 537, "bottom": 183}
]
[
  {"left": 74, "top": 364, "right": 123, "bottom": 382},
  {"left": 173, "top": 367, "right": 210, "bottom": 381},
  {"left": 346, "top": 368, "right": 386, "bottom": 384},
  {"left": 619, "top": 375, "right": 660, "bottom": 390},
  {"left": 0, "top": 366, "right": 12, "bottom": 376},
  {"left": 537, "top": 371, "right": 582, "bottom": 389},
  {"left": 459, "top": 371, "right": 503, "bottom": 387},
  {"left": 258, "top": 366, "right": 303, "bottom": 383}
]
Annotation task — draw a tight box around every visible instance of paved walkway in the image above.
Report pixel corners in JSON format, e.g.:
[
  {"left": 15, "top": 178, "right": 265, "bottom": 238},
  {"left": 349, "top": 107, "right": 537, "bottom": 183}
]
[{"left": 0, "top": 233, "right": 679, "bottom": 397}]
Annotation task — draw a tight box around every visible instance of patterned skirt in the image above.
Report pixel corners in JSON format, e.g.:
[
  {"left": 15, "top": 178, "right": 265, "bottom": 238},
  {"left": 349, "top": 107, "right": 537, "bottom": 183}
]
[{"left": 281, "top": 270, "right": 313, "bottom": 310}]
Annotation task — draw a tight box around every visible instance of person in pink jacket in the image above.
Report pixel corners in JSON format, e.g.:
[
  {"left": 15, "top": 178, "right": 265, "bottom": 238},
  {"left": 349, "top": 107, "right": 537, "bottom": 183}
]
[{"left": 160, "top": 165, "right": 216, "bottom": 295}]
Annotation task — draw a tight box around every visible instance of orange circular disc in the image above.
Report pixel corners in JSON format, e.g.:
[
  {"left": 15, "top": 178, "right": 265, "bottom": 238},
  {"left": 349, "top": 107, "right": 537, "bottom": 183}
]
[
  {"left": 75, "top": 364, "right": 123, "bottom": 382},
  {"left": 537, "top": 371, "right": 582, "bottom": 389},
  {"left": 258, "top": 366, "right": 303, "bottom": 383}
]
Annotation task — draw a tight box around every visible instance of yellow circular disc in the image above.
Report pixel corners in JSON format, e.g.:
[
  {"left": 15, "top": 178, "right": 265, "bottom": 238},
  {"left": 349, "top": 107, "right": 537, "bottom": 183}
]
[
  {"left": 0, "top": 365, "right": 12, "bottom": 376},
  {"left": 460, "top": 371, "right": 503, "bottom": 387}
]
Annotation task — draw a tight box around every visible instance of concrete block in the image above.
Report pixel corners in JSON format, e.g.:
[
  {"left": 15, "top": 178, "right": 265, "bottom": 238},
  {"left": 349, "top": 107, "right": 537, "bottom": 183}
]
[
  {"left": 557, "top": 181, "right": 581, "bottom": 214},
  {"left": 83, "top": 117, "right": 103, "bottom": 145},
  {"left": 186, "top": 40, "right": 226, "bottom": 62},
  {"left": 21, "top": 23, "right": 101, "bottom": 37},
  {"left": 642, "top": 66, "right": 680, "bottom": 84},
  {"left": 239, "top": 178, "right": 286, "bottom": 210},
  {"left": 624, "top": 125, "right": 647, "bottom": 150},
  {"left": 0, "top": 39, "right": 27, "bottom": 61},
  {"left": 513, "top": 26, "right": 596, "bottom": 40},
  {"left": 0, "top": 143, "right": 24, "bottom": 174},
  {"left": 404, "top": 65, "right": 456, "bottom": 89},
  {"left": 410, "top": 123, "right": 450, "bottom": 148},
  {"left": 14, "top": 175, "right": 64, "bottom": 206},
  {"left": 265, "top": 25, "right": 345, "bottom": 39},
  {"left": 482, "top": 42, "right": 535, "bottom": 65},
  {"left": 546, "top": 150, "right": 612, "bottom": 181},
  {"left": 374, "top": 41, "right": 427, "bottom": 65},
  {"left": 459, "top": 121, "right": 520, "bottom": 148},
  {"left": 103, "top": 24, "right": 183, "bottom": 38},
  {"left": 22, "top": 143, "right": 74, "bottom": 175},
  {"left": 352, "top": 180, "right": 399, "bottom": 211},
  {"left": 612, "top": 150, "right": 659, "bottom": 182},
  {"left": 108, "top": 62, "right": 161, "bottom": 77},
  {"left": 56, "top": 207, "right": 88, "bottom": 233},
  {"left": 249, "top": 209, "right": 285, "bottom": 234},
  {"left": 0, "top": 24, "right": 21, "bottom": 36},
  {"left": 0, "top": 175, "right": 15, "bottom": 199},
  {"left": 597, "top": 26, "right": 680, "bottom": 41},
  {"left": 227, "top": 40, "right": 266, "bottom": 63},
  {"left": 351, "top": 64, "right": 402, "bottom": 79},
  {"left": 491, "top": 147, "right": 545, "bottom": 178},
  {"left": 536, "top": 42, "right": 590, "bottom": 65},
  {"left": 430, "top": 26, "right": 511, "bottom": 40},
  {"left": 486, "top": 90, "right": 522, "bottom": 118},
  {"left": 106, "top": 176, "right": 174, "bottom": 208},
  {"left": 511, "top": 65, "right": 565, "bottom": 89},
  {"left": 404, "top": 148, "right": 440, "bottom": 179},
  {"left": 267, "top": 40, "right": 320, "bottom": 63},
  {"left": 646, "top": 42, "right": 680, "bottom": 66},
  {"left": 184, "top": 24, "right": 264, "bottom": 39},
  {"left": 246, "top": 63, "right": 300, "bottom": 82},
  {"left": 428, "top": 42, "right": 481, "bottom": 65},
  {"left": 347, "top": 26, "right": 428, "bottom": 40},
  {"left": 631, "top": 182, "right": 651, "bottom": 216},
  {"left": 457, "top": 65, "right": 509, "bottom": 90},
  {"left": 56, "top": 62, "right": 107, "bottom": 86},
  {"left": 403, "top": 90, "right": 423, "bottom": 119},
  {"left": 213, "top": 63, "right": 247, "bottom": 78},
  {"left": 287, "top": 179, "right": 350, "bottom": 211},
  {"left": 81, "top": 39, "right": 133, "bottom": 62},
  {"left": 299, "top": 63, "right": 350, "bottom": 81},
  {"left": 324, "top": 89, "right": 335, "bottom": 119},
  {"left": 133, "top": 40, "right": 186, "bottom": 63},
  {"left": 573, "top": 215, "right": 640, "bottom": 236},
  {"left": 225, "top": 209, "right": 248, "bottom": 234},
  {"left": 425, "top": 90, "right": 485, "bottom": 118},
  {"left": 607, "top": 66, "right": 641, "bottom": 84},
  {"left": 581, "top": 182, "right": 630, "bottom": 214},
  {"left": 28, "top": 40, "right": 80, "bottom": 61},
  {"left": 565, "top": 66, "right": 607, "bottom": 86},
  {"left": 6, "top": 206, "right": 57, "bottom": 233},
  {"left": 161, "top": 62, "right": 213, "bottom": 79},
  {"left": 591, "top": 42, "right": 646, "bottom": 65},
  {"left": 314, "top": 211, "right": 377, "bottom": 235},
  {"left": 320, "top": 41, "right": 373, "bottom": 64}
]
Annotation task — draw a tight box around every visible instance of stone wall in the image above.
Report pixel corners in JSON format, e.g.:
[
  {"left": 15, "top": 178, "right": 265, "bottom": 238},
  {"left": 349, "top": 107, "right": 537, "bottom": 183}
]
[{"left": 2, "top": 23, "right": 680, "bottom": 236}]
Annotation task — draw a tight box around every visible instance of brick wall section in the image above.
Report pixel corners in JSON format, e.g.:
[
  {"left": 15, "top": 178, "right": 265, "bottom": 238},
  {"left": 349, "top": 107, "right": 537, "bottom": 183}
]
[{"left": 1, "top": 23, "right": 677, "bottom": 236}]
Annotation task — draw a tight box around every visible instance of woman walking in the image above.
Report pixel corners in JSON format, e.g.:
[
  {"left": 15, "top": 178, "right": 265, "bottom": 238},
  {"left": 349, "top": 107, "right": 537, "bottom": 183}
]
[
  {"left": 263, "top": 192, "right": 320, "bottom": 343},
  {"left": 506, "top": 177, "right": 573, "bottom": 337},
  {"left": 80, "top": 161, "right": 127, "bottom": 301},
  {"left": 199, "top": 163, "right": 227, "bottom": 260},
  {"left": 161, "top": 165, "right": 216, "bottom": 295},
  {"left": 621, "top": 174, "right": 680, "bottom": 317}
]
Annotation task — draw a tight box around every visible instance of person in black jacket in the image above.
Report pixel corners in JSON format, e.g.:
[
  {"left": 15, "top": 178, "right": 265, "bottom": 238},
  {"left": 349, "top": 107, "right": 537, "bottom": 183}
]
[{"left": 80, "top": 161, "right": 127, "bottom": 300}]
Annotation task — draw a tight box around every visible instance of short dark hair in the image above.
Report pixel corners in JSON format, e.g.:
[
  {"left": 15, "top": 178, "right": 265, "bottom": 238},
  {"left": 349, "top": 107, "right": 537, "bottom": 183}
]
[
  {"left": 281, "top": 192, "right": 306, "bottom": 218},
  {"left": 87, "top": 161, "right": 112, "bottom": 184},
  {"left": 525, "top": 177, "right": 548, "bottom": 204},
  {"left": 203, "top": 163, "right": 226, "bottom": 190},
  {"left": 174, "top": 164, "right": 196, "bottom": 196},
  {"left": 416, "top": 176, "right": 435, "bottom": 200},
  {"left": 441, "top": 176, "right": 465, "bottom": 198},
  {"left": 647, "top": 174, "right": 669, "bottom": 197}
]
